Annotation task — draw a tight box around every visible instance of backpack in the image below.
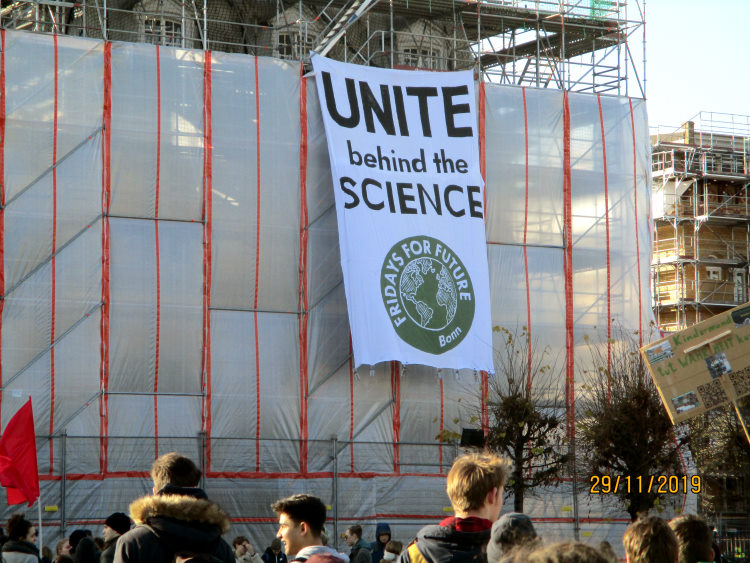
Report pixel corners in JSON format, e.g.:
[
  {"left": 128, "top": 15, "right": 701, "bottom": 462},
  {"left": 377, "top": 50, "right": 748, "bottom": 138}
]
[
  {"left": 139, "top": 524, "right": 224, "bottom": 563},
  {"left": 407, "top": 543, "right": 426, "bottom": 563},
  {"left": 406, "top": 541, "right": 486, "bottom": 563}
]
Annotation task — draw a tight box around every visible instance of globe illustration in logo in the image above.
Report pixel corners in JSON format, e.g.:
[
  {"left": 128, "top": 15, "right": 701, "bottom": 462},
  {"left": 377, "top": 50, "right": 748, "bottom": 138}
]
[
  {"left": 399, "top": 257, "right": 458, "bottom": 331},
  {"left": 381, "top": 235, "right": 474, "bottom": 355}
]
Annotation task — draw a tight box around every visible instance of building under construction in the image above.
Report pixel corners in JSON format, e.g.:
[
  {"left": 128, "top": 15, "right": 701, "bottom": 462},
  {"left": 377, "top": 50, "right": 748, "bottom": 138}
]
[
  {"left": 651, "top": 113, "right": 750, "bottom": 332},
  {"left": 0, "top": 0, "right": 654, "bottom": 554},
  {"left": 1, "top": 0, "right": 645, "bottom": 96}
]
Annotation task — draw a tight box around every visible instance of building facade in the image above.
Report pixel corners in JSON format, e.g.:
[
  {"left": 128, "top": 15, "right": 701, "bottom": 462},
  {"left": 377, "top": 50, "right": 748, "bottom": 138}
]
[
  {"left": 1, "top": 0, "right": 644, "bottom": 95},
  {"left": 651, "top": 113, "right": 750, "bottom": 331}
]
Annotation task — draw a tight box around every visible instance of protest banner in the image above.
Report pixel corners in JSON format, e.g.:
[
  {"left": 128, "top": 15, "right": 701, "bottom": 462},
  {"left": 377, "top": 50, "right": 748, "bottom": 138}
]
[
  {"left": 311, "top": 54, "right": 494, "bottom": 372},
  {"left": 641, "top": 303, "right": 750, "bottom": 426}
]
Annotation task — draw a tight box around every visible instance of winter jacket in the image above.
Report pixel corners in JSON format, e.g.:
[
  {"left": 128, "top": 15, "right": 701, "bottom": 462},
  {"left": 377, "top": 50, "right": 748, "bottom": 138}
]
[
  {"left": 100, "top": 537, "right": 117, "bottom": 563},
  {"left": 262, "top": 548, "right": 288, "bottom": 563},
  {"left": 396, "top": 518, "right": 490, "bottom": 563},
  {"left": 1, "top": 539, "right": 40, "bottom": 563},
  {"left": 370, "top": 524, "right": 391, "bottom": 563},
  {"left": 113, "top": 486, "right": 234, "bottom": 563},
  {"left": 349, "top": 539, "right": 371, "bottom": 563}
]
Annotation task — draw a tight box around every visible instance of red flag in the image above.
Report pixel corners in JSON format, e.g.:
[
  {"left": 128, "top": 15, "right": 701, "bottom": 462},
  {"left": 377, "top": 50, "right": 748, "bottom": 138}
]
[{"left": 0, "top": 398, "right": 39, "bottom": 506}]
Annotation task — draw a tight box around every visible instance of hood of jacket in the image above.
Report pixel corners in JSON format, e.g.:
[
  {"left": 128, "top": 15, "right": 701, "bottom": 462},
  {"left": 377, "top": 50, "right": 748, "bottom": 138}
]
[
  {"left": 414, "top": 523, "right": 490, "bottom": 563},
  {"left": 1, "top": 539, "right": 39, "bottom": 556},
  {"left": 374, "top": 524, "right": 391, "bottom": 539},
  {"left": 129, "top": 492, "right": 232, "bottom": 537},
  {"left": 351, "top": 539, "right": 370, "bottom": 553},
  {"left": 296, "top": 545, "right": 349, "bottom": 562}
]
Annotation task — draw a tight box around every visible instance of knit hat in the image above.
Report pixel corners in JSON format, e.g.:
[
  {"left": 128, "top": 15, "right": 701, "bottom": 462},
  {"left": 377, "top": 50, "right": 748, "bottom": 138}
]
[
  {"left": 486, "top": 513, "right": 537, "bottom": 562},
  {"left": 105, "top": 512, "right": 131, "bottom": 536}
]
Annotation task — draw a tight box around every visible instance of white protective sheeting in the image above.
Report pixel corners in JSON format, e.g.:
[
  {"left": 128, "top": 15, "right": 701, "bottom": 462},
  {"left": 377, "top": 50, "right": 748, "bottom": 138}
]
[{"left": 0, "top": 30, "right": 660, "bottom": 552}]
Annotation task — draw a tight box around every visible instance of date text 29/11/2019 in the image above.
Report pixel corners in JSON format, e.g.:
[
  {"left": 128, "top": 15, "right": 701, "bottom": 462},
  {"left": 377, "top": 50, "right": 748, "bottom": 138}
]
[{"left": 589, "top": 475, "right": 701, "bottom": 495}]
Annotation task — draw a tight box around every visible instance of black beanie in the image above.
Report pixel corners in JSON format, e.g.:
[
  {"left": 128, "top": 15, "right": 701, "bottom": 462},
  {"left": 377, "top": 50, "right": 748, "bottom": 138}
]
[{"left": 105, "top": 512, "right": 131, "bottom": 536}]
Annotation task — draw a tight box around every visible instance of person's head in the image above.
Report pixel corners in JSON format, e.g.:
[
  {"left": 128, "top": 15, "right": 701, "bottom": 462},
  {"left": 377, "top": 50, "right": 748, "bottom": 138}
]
[
  {"left": 382, "top": 541, "right": 403, "bottom": 562},
  {"left": 623, "top": 516, "right": 678, "bottom": 563},
  {"left": 68, "top": 529, "right": 92, "bottom": 553},
  {"left": 233, "top": 536, "right": 251, "bottom": 555},
  {"left": 42, "top": 546, "right": 53, "bottom": 560},
  {"left": 151, "top": 452, "right": 202, "bottom": 492},
  {"left": 103, "top": 512, "right": 131, "bottom": 542},
  {"left": 487, "top": 512, "right": 538, "bottom": 561},
  {"left": 512, "top": 541, "right": 609, "bottom": 563},
  {"left": 597, "top": 541, "right": 617, "bottom": 563},
  {"left": 270, "top": 538, "right": 282, "bottom": 554},
  {"left": 344, "top": 525, "right": 363, "bottom": 547},
  {"left": 446, "top": 452, "right": 511, "bottom": 520},
  {"left": 375, "top": 523, "right": 391, "bottom": 546},
  {"left": 7, "top": 514, "right": 36, "bottom": 543},
  {"left": 56, "top": 538, "right": 72, "bottom": 556},
  {"left": 669, "top": 515, "right": 713, "bottom": 563},
  {"left": 271, "top": 494, "right": 327, "bottom": 556}
]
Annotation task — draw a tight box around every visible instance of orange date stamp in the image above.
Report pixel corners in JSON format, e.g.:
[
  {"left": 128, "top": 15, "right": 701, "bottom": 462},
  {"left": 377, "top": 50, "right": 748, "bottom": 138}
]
[{"left": 589, "top": 475, "right": 701, "bottom": 495}]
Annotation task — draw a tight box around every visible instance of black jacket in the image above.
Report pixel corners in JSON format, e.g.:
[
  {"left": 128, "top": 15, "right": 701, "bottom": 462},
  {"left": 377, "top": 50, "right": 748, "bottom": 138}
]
[
  {"left": 262, "top": 548, "right": 288, "bottom": 563},
  {"left": 396, "top": 521, "right": 489, "bottom": 563},
  {"left": 349, "top": 540, "right": 371, "bottom": 563},
  {"left": 370, "top": 523, "right": 391, "bottom": 563},
  {"left": 113, "top": 487, "right": 234, "bottom": 563},
  {"left": 1, "top": 539, "right": 40, "bottom": 563}
]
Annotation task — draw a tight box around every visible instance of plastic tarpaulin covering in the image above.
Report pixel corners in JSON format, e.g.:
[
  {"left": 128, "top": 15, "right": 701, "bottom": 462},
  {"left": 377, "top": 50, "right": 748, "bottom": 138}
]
[{"left": 0, "top": 30, "right": 659, "bottom": 550}]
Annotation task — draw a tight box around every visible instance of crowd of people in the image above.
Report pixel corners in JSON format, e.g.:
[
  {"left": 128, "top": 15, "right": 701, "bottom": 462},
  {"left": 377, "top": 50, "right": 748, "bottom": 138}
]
[{"left": 0, "top": 451, "right": 726, "bottom": 563}]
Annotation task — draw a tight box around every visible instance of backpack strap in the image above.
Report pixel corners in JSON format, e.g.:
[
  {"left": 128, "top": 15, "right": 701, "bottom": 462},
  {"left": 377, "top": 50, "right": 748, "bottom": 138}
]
[{"left": 407, "top": 542, "right": 428, "bottom": 563}]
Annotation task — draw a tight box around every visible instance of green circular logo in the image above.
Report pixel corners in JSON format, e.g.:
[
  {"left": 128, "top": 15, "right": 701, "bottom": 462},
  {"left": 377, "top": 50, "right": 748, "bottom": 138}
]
[{"left": 380, "top": 236, "right": 475, "bottom": 354}]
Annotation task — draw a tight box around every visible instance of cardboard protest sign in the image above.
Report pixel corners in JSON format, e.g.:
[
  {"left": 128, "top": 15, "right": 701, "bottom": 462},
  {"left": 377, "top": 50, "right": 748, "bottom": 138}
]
[
  {"left": 310, "top": 54, "right": 494, "bottom": 372},
  {"left": 641, "top": 303, "right": 750, "bottom": 424}
]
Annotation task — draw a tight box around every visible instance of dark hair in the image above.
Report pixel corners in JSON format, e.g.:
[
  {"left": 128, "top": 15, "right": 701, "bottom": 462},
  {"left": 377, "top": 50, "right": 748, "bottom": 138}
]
[
  {"left": 504, "top": 541, "right": 608, "bottom": 563},
  {"left": 271, "top": 494, "right": 327, "bottom": 537},
  {"left": 346, "top": 525, "right": 363, "bottom": 540},
  {"left": 623, "top": 516, "right": 678, "bottom": 563},
  {"left": 151, "top": 452, "right": 202, "bottom": 490},
  {"left": 7, "top": 514, "right": 33, "bottom": 541},
  {"left": 669, "top": 514, "right": 713, "bottom": 563},
  {"left": 69, "top": 529, "right": 92, "bottom": 553},
  {"left": 233, "top": 536, "right": 248, "bottom": 548}
]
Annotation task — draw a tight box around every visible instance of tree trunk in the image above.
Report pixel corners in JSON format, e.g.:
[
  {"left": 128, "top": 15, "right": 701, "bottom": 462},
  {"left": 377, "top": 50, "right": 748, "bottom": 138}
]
[{"left": 512, "top": 469, "right": 525, "bottom": 512}]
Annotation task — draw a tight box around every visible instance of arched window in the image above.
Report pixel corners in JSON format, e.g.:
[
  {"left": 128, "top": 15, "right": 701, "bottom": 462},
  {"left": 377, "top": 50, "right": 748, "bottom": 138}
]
[
  {"left": 272, "top": 6, "right": 319, "bottom": 60},
  {"left": 398, "top": 20, "right": 449, "bottom": 70},
  {"left": 135, "top": 0, "right": 195, "bottom": 48}
]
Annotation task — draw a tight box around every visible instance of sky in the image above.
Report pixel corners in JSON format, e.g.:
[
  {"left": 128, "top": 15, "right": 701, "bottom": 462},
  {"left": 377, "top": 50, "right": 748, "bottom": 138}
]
[{"left": 644, "top": 0, "right": 750, "bottom": 131}]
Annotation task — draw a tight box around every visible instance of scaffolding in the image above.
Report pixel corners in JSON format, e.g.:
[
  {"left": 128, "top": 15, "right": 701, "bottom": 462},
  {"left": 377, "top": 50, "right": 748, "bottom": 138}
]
[
  {"left": 0, "top": 0, "right": 645, "bottom": 96},
  {"left": 651, "top": 112, "right": 750, "bottom": 332}
]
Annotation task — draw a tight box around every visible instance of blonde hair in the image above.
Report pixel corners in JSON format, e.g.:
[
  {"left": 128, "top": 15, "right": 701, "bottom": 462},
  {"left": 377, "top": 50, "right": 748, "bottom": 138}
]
[{"left": 446, "top": 452, "right": 511, "bottom": 512}]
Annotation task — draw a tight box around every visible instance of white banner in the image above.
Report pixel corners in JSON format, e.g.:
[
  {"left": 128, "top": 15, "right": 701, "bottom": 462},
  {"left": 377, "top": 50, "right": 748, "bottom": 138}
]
[{"left": 311, "top": 54, "right": 494, "bottom": 372}]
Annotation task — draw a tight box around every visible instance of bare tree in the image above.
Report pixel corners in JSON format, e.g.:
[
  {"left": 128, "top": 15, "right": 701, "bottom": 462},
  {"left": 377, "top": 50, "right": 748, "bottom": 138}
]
[
  {"left": 576, "top": 326, "right": 688, "bottom": 521},
  {"left": 484, "top": 325, "right": 569, "bottom": 513},
  {"left": 689, "top": 398, "right": 750, "bottom": 518}
]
